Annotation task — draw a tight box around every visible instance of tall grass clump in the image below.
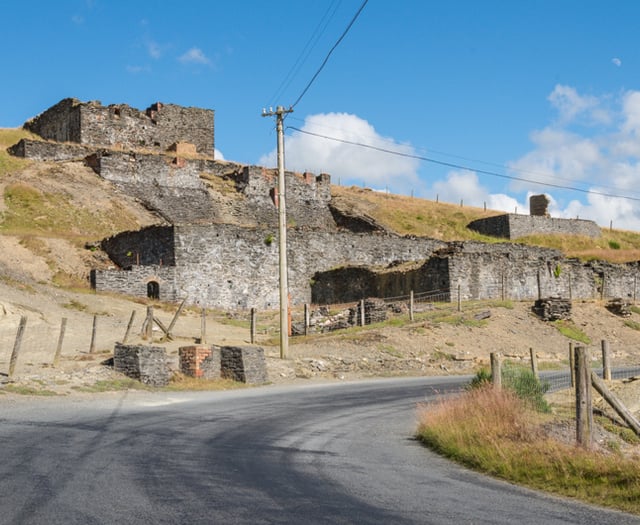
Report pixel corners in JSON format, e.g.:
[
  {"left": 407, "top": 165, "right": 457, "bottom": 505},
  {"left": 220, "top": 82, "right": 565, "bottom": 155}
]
[
  {"left": 502, "top": 365, "right": 550, "bottom": 413},
  {"left": 417, "top": 386, "right": 640, "bottom": 513}
]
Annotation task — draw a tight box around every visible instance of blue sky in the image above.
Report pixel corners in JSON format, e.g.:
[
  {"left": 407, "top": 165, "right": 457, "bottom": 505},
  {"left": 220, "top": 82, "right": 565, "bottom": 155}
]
[{"left": 3, "top": 1, "right": 640, "bottom": 230}]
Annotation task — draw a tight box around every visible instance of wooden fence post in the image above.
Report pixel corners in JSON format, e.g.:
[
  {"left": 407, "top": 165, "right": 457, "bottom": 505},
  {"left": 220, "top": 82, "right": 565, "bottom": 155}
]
[
  {"left": 601, "top": 339, "right": 611, "bottom": 381},
  {"left": 360, "top": 299, "right": 365, "bottom": 326},
  {"left": 144, "top": 306, "right": 153, "bottom": 341},
  {"left": 569, "top": 341, "right": 575, "bottom": 388},
  {"left": 250, "top": 307, "right": 257, "bottom": 344},
  {"left": 529, "top": 347, "right": 538, "bottom": 379},
  {"left": 122, "top": 310, "right": 136, "bottom": 344},
  {"left": 490, "top": 352, "right": 502, "bottom": 389},
  {"left": 591, "top": 372, "right": 640, "bottom": 436},
  {"left": 537, "top": 269, "right": 542, "bottom": 300},
  {"left": 457, "top": 284, "right": 461, "bottom": 312},
  {"left": 303, "top": 304, "right": 309, "bottom": 336},
  {"left": 52, "top": 317, "right": 67, "bottom": 367},
  {"left": 409, "top": 291, "right": 414, "bottom": 322},
  {"left": 89, "top": 315, "right": 98, "bottom": 354},
  {"left": 200, "top": 307, "right": 207, "bottom": 345},
  {"left": 574, "top": 345, "right": 593, "bottom": 448},
  {"left": 166, "top": 297, "right": 187, "bottom": 338},
  {"left": 8, "top": 316, "right": 27, "bottom": 378}
]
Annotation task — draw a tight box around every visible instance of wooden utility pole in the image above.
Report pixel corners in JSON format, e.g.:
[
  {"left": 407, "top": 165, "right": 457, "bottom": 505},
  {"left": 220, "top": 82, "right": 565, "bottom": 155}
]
[{"left": 262, "top": 105, "right": 293, "bottom": 359}]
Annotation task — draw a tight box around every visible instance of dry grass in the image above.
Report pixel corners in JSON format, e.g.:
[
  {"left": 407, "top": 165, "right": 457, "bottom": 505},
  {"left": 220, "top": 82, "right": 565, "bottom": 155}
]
[
  {"left": 332, "top": 185, "right": 640, "bottom": 262},
  {"left": 417, "top": 386, "right": 640, "bottom": 513}
]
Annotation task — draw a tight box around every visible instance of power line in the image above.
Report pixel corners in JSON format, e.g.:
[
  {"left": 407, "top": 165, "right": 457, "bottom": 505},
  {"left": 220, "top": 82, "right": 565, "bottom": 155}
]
[
  {"left": 288, "top": 126, "right": 640, "bottom": 203},
  {"left": 268, "top": 1, "right": 342, "bottom": 107},
  {"left": 290, "top": 0, "right": 368, "bottom": 110}
]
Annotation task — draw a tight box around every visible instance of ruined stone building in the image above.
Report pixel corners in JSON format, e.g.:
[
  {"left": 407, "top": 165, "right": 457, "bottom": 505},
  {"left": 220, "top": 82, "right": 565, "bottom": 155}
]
[{"left": 8, "top": 98, "right": 639, "bottom": 309}]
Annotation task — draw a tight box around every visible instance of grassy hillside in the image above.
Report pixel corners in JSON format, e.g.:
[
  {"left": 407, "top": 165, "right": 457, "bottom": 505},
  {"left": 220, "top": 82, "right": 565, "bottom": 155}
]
[{"left": 331, "top": 185, "right": 640, "bottom": 263}]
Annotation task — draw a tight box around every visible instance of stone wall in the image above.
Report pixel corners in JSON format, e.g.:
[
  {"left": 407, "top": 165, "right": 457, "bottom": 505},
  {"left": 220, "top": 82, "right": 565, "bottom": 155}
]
[
  {"left": 468, "top": 213, "right": 601, "bottom": 239},
  {"left": 24, "top": 98, "right": 215, "bottom": 156},
  {"left": 92, "top": 224, "right": 445, "bottom": 308},
  {"left": 91, "top": 265, "right": 178, "bottom": 302},
  {"left": 7, "top": 139, "right": 94, "bottom": 161},
  {"left": 310, "top": 241, "right": 640, "bottom": 305},
  {"left": 113, "top": 343, "right": 170, "bottom": 387},
  {"left": 219, "top": 345, "right": 268, "bottom": 384},
  {"left": 100, "top": 225, "right": 175, "bottom": 267}
]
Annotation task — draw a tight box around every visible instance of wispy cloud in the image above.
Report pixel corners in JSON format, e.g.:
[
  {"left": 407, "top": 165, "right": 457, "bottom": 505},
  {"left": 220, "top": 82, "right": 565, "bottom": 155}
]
[
  {"left": 178, "top": 47, "right": 211, "bottom": 65},
  {"left": 71, "top": 14, "right": 84, "bottom": 25},
  {"left": 126, "top": 65, "right": 151, "bottom": 74},
  {"left": 146, "top": 39, "right": 162, "bottom": 59},
  {"left": 612, "top": 57, "right": 622, "bottom": 67}
]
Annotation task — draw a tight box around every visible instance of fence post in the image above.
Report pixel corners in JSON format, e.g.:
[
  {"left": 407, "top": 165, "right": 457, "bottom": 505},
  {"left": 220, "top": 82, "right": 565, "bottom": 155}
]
[
  {"left": 601, "top": 273, "right": 606, "bottom": 300},
  {"left": 52, "top": 317, "right": 67, "bottom": 367},
  {"left": 143, "top": 306, "right": 153, "bottom": 341},
  {"left": 569, "top": 341, "right": 575, "bottom": 388},
  {"left": 574, "top": 345, "right": 593, "bottom": 448},
  {"left": 8, "top": 316, "right": 27, "bottom": 378},
  {"left": 201, "top": 308, "right": 207, "bottom": 345},
  {"left": 529, "top": 347, "right": 538, "bottom": 379},
  {"left": 501, "top": 271, "right": 505, "bottom": 301},
  {"left": 409, "top": 291, "right": 414, "bottom": 322},
  {"left": 89, "top": 315, "right": 98, "bottom": 354},
  {"left": 304, "top": 304, "right": 309, "bottom": 336},
  {"left": 537, "top": 269, "right": 541, "bottom": 300},
  {"left": 457, "top": 284, "right": 461, "bottom": 312},
  {"left": 490, "top": 352, "right": 502, "bottom": 389},
  {"left": 166, "top": 297, "right": 187, "bottom": 338},
  {"left": 360, "top": 299, "right": 365, "bottom": 326},
  {"left": 122, "top": 310, "right": 136, "bottom": 344},
  {"left": 250, "top": 307, "right": 257, "bottom": 344},
  {"left": 601, "top": 339, "right": 611, "bottom": 381}
]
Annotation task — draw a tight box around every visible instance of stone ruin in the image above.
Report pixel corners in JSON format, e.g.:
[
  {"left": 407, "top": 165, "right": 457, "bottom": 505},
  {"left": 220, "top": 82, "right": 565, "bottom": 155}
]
[
  {"left": 529, "top": 194, "right": 550, "bottom": 217},
  {"left": 532, "top": 297, "right": 572, "bottom": 321}
]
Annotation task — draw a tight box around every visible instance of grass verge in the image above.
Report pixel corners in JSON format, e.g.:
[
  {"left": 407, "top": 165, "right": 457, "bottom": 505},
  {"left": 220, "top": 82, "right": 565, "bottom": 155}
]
[{"left": 416, "top": 385, "right": 640, "bottom": 514}]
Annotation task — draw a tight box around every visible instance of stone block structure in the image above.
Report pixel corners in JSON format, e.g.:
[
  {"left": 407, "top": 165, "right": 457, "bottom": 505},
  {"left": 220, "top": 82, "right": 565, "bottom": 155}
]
[
  {"left": 529, "top": 194, "right": 550, "bottom": 216},
  {"left": 467, "top": 213, "right": 601, "bottom": 240},
  {"left": 113, "top": 343, "right": 170, "bottom": 387},
  {"left": 23, "top": 98, "right": 214, "bottom": 156},
  {"left": 179, "top": 345, "right": 222, "bottom": 379},
  {"left": 219, "top": 345, "right": 268, "bottom": 384}
]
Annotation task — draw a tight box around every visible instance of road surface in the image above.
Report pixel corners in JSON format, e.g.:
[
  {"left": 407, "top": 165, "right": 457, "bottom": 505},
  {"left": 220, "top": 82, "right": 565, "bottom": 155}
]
[{"left": 1, "top": 376, "right": 637, "bottom": 524}]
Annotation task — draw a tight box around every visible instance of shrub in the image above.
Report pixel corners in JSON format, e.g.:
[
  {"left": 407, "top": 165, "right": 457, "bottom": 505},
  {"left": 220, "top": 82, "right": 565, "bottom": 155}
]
[{"left": 502, "top": 365, "right": 550, "bottom": 413}]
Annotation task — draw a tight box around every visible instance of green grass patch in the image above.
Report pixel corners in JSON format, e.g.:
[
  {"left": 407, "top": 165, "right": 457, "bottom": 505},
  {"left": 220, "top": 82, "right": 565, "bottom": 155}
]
[
  {"left": 72, "top": 378, "right": 152, "bottom": 392},
  {"left": 552, "top": 320, "right": 592, "bottom": 344},
  {"left": 2, "top": 384, "right": 59, "bottom": 396},
  {"left": 624, "top": 319, "right": 640, "bottom": 331}
]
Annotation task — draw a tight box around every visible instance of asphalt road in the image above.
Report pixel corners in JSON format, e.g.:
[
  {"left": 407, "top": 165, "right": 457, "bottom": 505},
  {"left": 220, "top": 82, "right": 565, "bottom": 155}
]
[{"left": 1, "top": 377, "right": 638, "bottom": 525}]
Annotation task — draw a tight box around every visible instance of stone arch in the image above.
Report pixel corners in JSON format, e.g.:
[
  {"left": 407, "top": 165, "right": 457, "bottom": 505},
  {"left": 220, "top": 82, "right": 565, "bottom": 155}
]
[{"left": 147, "top": 280, "right": 160, "bottom": 300}]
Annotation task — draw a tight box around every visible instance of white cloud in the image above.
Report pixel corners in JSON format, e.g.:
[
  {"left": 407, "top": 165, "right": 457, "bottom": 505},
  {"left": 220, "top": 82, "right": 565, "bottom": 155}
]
[
  {"left": 259, "top": 113, "right": 420, "bottom": 193},
  {"left": 214, "top": 148, "right": 225, "bottom": 161},
  {"left": 507, "top": 86, "right": 640, "bottom": 229},
  {"left": 179, "top": 47, "right": 211, "bottom": 65},
  {"left": 612, "top": 57, "right": 622, "bottom": 67},
  {"left": 430, "top": 170, "right": 526, "bottom": 213},
  {"left": 547, "top": 84, "right": 603, "bottom": 124}
]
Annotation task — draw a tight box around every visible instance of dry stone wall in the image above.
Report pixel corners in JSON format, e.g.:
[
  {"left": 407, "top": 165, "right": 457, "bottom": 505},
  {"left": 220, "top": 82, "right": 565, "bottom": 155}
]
[{"left": 468, "top": 214, "right": 601, "bottom": 239}]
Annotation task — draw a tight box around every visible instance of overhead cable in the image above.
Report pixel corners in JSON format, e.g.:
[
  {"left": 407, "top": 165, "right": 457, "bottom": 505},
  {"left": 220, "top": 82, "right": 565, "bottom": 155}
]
[{"left": 288, "top": 126, "right": 640, "bottom": 203}]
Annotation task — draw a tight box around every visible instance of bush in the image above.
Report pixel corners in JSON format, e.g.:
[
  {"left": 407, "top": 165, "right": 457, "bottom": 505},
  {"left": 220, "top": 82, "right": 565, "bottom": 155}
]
[{"left": 502, "top": 365, "right": 550, "bottom": 413}]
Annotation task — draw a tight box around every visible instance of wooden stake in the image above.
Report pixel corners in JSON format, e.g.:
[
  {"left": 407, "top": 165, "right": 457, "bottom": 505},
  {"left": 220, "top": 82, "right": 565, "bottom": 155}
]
[
  {"left": 200, "top": 307, "right": 207, "bottom": 344},
  {"left": 303, "top": 304, "right": 309, "bottom": 337},
  {"left": 601, "top": 339, "right": 611, "bottom": 381},
  {"left": 591, "top": 372, "right": 640, "bottom": 436},
  {"left": 89, "top": 314, "right": 98, "bottom": 354},
  {"left": 52, "top": 317, "right": 67, "bottom": 367},
  {"left": 8, "top": 316, "right": 27, "bottom": 378},
  {"left": 122, "top": 310, "right": 136, "bottom": 344},
  {"left": 490, "top": 352, "right": 502, "bottom": 389},
  {"left": 251, "top": 307, "right": 257, "bottom": 344},
  {"left": 409, "top": 291, "right": 414, "bottom": 322},
  {"left": 569, "top": 341, "right": 575, "bottom": 388},
  {"left": 166, "top": 297, "right": 187, "bottom": 337},
  {"left": 529, "top": 347, "right": 538, "bottom": 379}
]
